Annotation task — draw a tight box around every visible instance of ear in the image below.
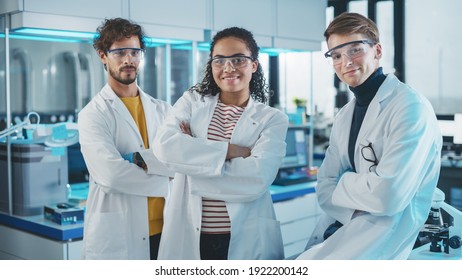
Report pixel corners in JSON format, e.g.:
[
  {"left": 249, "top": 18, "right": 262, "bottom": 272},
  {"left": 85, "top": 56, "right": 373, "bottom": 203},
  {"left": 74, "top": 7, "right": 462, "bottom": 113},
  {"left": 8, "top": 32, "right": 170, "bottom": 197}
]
[
  {"left": 374, "top": 43, "right": 383, "bottom": 59},
  {"left": 252, "top": 60, "right": 258, "bottom": 73},
  {"left": 98, "top": 50, "right": 107, "bottom": 64}
]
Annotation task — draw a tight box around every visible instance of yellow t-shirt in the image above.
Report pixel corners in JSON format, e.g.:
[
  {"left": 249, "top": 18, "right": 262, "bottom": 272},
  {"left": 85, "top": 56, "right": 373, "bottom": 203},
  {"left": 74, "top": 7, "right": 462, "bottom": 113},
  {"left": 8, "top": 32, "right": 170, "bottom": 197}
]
[{"left": 121, "top": 95, "right": 164, "bottom": 236}]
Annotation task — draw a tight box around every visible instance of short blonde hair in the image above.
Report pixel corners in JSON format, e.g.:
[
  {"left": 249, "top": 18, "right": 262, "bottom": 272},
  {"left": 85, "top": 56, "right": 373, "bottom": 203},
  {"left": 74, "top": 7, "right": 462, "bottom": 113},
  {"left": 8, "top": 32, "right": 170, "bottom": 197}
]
[{"left": 324, "top": 12, "right": 380, "bottom": 43}]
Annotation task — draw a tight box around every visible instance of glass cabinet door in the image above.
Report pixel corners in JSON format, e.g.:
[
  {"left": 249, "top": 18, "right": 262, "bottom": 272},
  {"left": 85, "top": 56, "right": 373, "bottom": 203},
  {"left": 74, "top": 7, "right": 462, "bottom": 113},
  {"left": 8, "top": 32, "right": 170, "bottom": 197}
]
[
  {"left": 138, "top": 45, "right": 166, "bottom": 101},
  {"left": 0, "top": 35, "right": 104, "bottom": 124}
]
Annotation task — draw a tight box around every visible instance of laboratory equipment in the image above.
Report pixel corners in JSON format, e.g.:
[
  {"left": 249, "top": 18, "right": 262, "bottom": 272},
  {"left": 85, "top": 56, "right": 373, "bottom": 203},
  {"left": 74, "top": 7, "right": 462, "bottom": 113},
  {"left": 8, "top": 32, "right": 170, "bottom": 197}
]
[
  {"left": 437, "top": 114, "right": 462, "bottom": 157},
  {"left": 0, "top": 113, "right": 79, "bottom": 216},
  {"left": 0, "top": 112, "right": 39, "bottom": 139},
  {"left": 273, "top": 126, "right": 315, "bottom": 186},
  {"left": 413, "top": 188, "right": 462, "bottom": 258},
  {"left": 0, "top": 141, "right": 69, "bottom": 216},
  {"left": 44, "top": 202, "right": 84, "bottom": 225}
]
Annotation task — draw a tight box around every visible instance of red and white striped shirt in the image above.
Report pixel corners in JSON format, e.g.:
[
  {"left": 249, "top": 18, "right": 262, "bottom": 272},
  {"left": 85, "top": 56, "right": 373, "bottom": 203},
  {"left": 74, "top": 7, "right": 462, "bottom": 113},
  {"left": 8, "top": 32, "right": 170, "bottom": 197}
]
[{"left": 201, "top": 100, "right": 245, "bottom": 234}]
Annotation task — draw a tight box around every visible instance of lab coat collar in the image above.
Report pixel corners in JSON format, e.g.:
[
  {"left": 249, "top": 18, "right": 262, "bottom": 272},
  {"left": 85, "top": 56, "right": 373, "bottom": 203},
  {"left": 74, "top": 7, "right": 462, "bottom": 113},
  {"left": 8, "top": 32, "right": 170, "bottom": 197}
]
[
  {"left": 212, "top": 93, "right": 260, "bottom": 123},
  {"left": 354, "top": 74, "right": 400, "bottom": 160},
  {"left": 100, "top": 84, "right": 156, "bottom": 147},
  {"left": 194, "top": 93, "right": 260, "bottom": 141}
]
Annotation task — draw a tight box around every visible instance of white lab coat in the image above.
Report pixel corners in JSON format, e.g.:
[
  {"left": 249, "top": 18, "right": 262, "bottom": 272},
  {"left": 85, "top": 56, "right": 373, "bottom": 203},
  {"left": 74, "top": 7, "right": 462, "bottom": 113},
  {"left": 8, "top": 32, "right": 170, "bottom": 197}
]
[
  {"left": 297, "top": 74, "right": 442, "bottom": 259},
  {"left": 153, "top": 90, "right": 288, "bottom": 260},
  {"left": 78, "top": 84, "right": 174, "bottom": 260}
]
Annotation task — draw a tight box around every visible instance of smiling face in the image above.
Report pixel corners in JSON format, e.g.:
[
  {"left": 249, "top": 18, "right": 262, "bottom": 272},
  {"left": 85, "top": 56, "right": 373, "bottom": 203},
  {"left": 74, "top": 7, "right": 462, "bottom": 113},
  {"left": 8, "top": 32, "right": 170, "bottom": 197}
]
[
  {"left": 99, "top": 35, "right": 141, "bottom": 87},
  {"left": 211, "top": 36, "right": 258, "bottom": 100},
  {"left": 327, "top": 33, "right": 382, "bottom": 87}
]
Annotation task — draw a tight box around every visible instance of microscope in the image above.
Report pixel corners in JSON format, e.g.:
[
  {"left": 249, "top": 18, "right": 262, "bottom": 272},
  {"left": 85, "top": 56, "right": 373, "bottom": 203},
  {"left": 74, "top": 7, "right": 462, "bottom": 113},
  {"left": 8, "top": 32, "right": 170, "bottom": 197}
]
[{"left": 412, "top": 188, "right": 462, "bottom": 259}]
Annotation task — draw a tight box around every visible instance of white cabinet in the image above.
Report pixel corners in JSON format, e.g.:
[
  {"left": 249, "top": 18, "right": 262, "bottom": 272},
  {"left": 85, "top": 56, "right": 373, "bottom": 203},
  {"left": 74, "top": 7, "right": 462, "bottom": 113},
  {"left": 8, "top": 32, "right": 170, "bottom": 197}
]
[
  {"left": 130, "top": 0, "right": 207, "bottom": 30},
  {"left": 274, "top": 193, "right": 321, "bottom": 258},
  {"left": 3, "top": 0, "right": 123, "bottom": 33},
  {"left": 275, "top": 0, "right": 325, "bottom": 41},
  {"left": 23, "top": 0, "right": 124, "bottom": 19},
  {"left": 274, "top": 0, "right": 326, "bottom": 51},
  {"left": 1, "top": 0, "right": 326, "bottom": 50},
  {"left": 0, "top": 0, "right": 22, "bottom": 14},
  {"left": 212, "top": 0, "right": 325, "bottom": 51},
  {"left": 212, "top": 0, "right": 274, "bottom": 47},
  {"left": 129, "top": 0, "right": 207, "bottom": 41},
  {"left": 0, "top": 224, "right": 82, "bottom": 260},
  {"left": 213, "top": 0, "right": 274, "bottom": 36}
]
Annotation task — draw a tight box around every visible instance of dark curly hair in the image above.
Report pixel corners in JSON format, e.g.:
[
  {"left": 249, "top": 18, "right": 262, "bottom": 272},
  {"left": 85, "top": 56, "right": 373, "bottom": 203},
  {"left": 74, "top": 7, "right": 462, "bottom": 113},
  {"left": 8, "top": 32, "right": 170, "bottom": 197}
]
[
  {"left": 189, "top": 27, "right": 269, "bottom": 103},
  {"left": 93, "top": 18, "right": 146, "bottom": 53}
]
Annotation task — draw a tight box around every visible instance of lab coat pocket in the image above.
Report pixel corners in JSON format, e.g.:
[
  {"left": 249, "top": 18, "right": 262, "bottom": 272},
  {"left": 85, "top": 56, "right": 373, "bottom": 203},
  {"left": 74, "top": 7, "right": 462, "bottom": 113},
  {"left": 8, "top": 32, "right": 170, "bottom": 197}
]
[
  {"left": 358, "top": 137, "right": 384, "bottom": 173},
  {"left": 230, "top": 217, "right": 284, "bottom": 260},
  {"left": 257, "top": 218, "right": 285, "bottom": 260},
  {"left": 84, "top": 212, "right": 129, "bottom": 259}
]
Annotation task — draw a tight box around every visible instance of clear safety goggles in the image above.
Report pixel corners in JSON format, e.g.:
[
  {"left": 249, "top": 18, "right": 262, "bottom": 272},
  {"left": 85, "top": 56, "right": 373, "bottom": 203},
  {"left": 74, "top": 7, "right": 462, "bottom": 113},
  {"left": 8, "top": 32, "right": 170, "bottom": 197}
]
[
  {"left": 324, "top": 39, "right": 376, "bottom": 66},
  {"left": 107, "top": 47, "right": 145, "bottom": 61},
  {"left": 210, "top": 55, "right": 255, "bottom": 69}
]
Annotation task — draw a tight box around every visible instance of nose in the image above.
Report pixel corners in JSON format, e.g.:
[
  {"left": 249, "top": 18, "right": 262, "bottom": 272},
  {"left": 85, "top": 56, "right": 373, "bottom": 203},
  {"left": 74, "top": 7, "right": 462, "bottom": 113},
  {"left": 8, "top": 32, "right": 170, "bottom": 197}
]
[
  {"left": 340, "top": 53, "right": 353, "bottom": 66},
  {"left": 223, "top": 60, "right": 235, "bottom": 72},
  {"left": 122, "top": 54, "right": 136, "bottom": 64}
]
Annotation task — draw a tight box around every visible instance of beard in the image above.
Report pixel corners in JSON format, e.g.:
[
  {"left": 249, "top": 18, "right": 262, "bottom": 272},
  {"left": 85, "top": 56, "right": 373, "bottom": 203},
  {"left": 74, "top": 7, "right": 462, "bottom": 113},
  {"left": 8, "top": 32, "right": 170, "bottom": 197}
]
[{"left": 108, "top": 66, "right": 138, "bottom": 85}]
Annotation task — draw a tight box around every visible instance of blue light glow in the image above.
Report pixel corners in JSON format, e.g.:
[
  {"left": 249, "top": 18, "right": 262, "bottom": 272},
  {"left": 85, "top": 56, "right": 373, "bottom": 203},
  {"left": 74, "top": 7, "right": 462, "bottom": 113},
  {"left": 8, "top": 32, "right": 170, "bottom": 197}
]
[
  {"left": 2, "top": 28, "right": 293, "bottom": 54},
  {"left": 0, "top": 33, "right": 89, "bottom": 43},
  {"left": 145, "top": 38, "right": 191, "bottom": 46},
  {"left": 260, "top": 47, "right": 304, "bottom": 56},
  {"left": 14, "top": 28, "right": 96, "bottom": 39},
  {"left": 2, "top": 28, "right": 193, "bottom": 46}
]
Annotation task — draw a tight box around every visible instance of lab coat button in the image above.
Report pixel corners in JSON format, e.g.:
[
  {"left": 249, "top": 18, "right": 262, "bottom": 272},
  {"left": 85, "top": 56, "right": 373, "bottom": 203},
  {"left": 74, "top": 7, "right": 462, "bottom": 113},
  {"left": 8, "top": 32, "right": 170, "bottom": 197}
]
[
  {"left": 143, "top": 237, "right": 146, "bottom": 240},
  {"left": 196, "top": 227, "right": 199, "bottom": 231},
  {"left": 140, "top": 144, "right": 143, "bottom": 148}
]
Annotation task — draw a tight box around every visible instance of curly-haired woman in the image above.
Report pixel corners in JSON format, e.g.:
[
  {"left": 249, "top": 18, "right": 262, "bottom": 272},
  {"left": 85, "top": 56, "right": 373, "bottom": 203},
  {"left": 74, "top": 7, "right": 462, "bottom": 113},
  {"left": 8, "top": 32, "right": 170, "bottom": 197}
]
[{"left": 153, "top": 27, "right": 289, "bottom": 260}]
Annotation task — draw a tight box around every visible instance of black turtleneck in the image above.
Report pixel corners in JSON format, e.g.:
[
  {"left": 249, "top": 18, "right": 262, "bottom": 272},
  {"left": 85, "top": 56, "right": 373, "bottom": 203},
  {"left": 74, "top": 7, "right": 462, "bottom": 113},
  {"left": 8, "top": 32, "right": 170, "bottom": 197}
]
[{"left": 348, "top": 67, "right": 386, "bottom": 170}]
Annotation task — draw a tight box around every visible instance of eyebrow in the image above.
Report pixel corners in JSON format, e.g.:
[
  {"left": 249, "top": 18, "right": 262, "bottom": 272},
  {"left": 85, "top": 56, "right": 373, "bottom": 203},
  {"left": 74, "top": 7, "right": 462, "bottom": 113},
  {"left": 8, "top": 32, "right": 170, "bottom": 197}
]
[{"left": 212, "top": 53, "right": 247, "bottom": 58}]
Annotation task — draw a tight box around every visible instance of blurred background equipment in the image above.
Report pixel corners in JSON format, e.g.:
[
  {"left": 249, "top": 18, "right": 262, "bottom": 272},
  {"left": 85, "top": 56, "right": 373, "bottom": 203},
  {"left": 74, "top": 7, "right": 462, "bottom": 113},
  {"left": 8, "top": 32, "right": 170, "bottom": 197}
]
[
  {"left": 273, "top": 126, "right": 316, "bottom": 186},
  {"left": 0, "top": 112, "right": 78, "bottom": 216}
]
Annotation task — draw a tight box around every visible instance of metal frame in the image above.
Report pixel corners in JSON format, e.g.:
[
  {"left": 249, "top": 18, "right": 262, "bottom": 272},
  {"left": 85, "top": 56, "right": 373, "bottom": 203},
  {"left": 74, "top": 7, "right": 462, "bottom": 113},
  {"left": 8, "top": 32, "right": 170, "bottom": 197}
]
[{"left": 3, "top": 14, "right": 13, "bottom": 215}]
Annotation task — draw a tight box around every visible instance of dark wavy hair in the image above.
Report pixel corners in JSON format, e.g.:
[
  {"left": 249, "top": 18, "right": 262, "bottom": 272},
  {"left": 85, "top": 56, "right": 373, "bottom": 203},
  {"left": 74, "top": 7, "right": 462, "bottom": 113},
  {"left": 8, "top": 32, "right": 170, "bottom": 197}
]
[
  {"left": 93, "top": 18, "right": 146, "bottom": 53},
  {"left": 189, "top": 27, "right": 269, "bottom": 103}
]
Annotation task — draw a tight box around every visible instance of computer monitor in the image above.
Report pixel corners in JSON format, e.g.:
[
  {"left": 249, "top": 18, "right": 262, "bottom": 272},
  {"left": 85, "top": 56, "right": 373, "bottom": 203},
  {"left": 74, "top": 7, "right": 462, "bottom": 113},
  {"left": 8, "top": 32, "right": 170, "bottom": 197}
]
[
  {"left": 437, "top": 114, "right": 456, "bottom": 143},
  {"left": 454, "top": 113, "right": 462, "bottom": 144},
  {"left": 437, "top": 114, "right": 462, "bottom": 155},
  {"left": 280, "top": 127, "right": 309, "bottom": 169},
  {"left": 273, "top": 126, "right": 312, "bottom": 186}
]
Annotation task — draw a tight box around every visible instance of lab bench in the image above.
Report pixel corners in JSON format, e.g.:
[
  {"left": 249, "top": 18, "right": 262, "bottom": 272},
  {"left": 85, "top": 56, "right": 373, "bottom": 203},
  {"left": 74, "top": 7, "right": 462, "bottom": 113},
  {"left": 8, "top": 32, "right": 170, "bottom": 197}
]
[
  {"left": 0, "top": 213, "right": 83, "bottom": 260},
  {"left": 0, "top": 181, "right": 319, "bottom": 260},
  {"left": 271, "top": 181, "right": 321, "bottom": 258},
  {"left": 409, "top": 244, "right": 462, "bottom": 260}
]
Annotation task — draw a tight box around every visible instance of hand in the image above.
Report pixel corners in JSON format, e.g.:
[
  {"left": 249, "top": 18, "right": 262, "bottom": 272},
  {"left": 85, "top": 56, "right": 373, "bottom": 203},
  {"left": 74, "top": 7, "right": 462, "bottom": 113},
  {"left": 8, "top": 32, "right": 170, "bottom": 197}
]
[
  {"left": 134, "top": 152, "right": 148, "bottom": 171},
  {"left": 180, "top": 121, "right": 192, "bottom": 136},
  {"left": 122, "top": 152, "right": 147, "bottom": 171},
  {"left": 122, "top": 152, "right": 134, "bottom": 163},
  {"left": 226, "top": 144, "right": 251, "bottom": 160}
]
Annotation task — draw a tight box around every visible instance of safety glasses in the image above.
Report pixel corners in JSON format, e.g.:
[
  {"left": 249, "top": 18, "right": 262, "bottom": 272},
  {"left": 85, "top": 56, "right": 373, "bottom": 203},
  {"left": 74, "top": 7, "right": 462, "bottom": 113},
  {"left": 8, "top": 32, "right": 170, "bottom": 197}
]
[
  {"left": 324, "top": 40, "right": 376, "bottom": 66},
  {"left": 210, "top": 55, "right": 255, "bottom": 69},
  {"left": 107, "top": 47, "right": 145, "bottom": 61}
]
